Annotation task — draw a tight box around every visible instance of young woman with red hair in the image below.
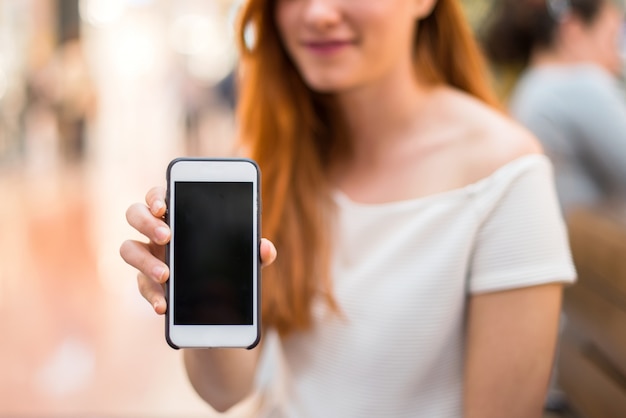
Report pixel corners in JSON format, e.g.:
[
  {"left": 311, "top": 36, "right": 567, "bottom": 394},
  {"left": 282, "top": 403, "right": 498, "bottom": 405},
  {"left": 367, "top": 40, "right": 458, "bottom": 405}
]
[{"left": 121, "top": 0, "right": 576, "bottom": 416}]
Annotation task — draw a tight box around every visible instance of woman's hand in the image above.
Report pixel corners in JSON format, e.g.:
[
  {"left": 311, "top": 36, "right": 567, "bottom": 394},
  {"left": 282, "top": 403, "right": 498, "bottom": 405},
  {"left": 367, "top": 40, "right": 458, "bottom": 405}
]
[{"left": 119, "top": 186, "right": 277, "bottom": 315}]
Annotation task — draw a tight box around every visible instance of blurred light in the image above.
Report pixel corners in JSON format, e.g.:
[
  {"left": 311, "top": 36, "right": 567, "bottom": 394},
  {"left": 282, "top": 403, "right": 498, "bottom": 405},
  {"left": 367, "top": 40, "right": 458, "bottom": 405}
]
[
  {"left": 227, "top": 0, "right": 245, "bottom": 35},
  {"left": 187, "top": 52, "right": 235, "bottom": 86},
  {"left": 244, "top": 22, "right": 256, "bottom": 51},
  {"left": 112, "top": 28, "right": 158, "bottom": 78},
  {"left": 170, "top": 15, "right": 213, "bottom": 56},
  {"left": 126, "top": 0, "right": 153, "bottom": 6},
  {"left": 36, "top": 337, "right": 95, "bottom": 397},
  {"left": 79, "top": 0, "right": 126, "bottom": 27},
  {"left": 170, "top": 13, "right": 237, "bottom": 85},
  {"left": 0, "top": 67, "right": 7, "bottom": 101}
]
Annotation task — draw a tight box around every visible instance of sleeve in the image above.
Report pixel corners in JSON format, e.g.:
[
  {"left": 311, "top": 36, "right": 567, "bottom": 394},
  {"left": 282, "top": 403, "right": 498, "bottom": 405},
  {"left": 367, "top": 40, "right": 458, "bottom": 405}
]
[{"left": 469, "top": 157, "right": 577, "bottom": 294}]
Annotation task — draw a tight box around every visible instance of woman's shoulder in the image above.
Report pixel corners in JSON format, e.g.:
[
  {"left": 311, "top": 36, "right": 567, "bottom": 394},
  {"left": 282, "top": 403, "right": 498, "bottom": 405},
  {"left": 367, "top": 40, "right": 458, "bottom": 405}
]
[{"left": 438, "top": 87, "right": 544, "bottom": 183}]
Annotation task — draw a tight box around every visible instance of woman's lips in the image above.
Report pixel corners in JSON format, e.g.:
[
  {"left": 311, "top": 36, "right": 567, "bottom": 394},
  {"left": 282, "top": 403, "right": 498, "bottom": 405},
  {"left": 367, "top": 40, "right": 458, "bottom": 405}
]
[{"left": 302, "top": 40, "right": 354, "bottom": 55}]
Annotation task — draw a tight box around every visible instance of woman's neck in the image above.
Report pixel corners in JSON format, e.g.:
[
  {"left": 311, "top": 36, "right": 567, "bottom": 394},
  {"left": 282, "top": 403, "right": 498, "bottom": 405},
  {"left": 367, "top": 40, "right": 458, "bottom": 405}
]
[{"left": 336, "top": 66, "right": 433, "bottom": 166}]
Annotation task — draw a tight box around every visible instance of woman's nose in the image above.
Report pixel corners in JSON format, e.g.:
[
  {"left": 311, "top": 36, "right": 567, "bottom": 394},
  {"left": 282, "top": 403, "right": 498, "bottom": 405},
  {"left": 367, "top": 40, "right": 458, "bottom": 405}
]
[{"left": 302, "top": 0, "right": 342, "bottom": 30}]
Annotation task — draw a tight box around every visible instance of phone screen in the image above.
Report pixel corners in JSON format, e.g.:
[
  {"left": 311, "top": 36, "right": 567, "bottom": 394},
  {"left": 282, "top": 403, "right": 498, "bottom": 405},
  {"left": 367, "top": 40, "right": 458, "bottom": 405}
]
[{"left": 173, "top": 181, "right": 253, "bottom": 326}]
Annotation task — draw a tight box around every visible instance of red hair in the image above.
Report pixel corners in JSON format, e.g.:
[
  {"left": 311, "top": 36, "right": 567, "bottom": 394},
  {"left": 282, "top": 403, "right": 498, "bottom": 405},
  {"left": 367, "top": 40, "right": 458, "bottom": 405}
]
[{"left": 236, "top": 0, "right": 500, "bottom": 336}]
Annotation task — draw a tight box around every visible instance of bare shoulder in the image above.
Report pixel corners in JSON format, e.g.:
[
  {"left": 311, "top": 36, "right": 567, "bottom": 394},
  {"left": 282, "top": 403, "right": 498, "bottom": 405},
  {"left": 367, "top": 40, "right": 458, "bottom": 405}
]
[{"left": 437, "top": 88, "right": 543, "bottom": 181}]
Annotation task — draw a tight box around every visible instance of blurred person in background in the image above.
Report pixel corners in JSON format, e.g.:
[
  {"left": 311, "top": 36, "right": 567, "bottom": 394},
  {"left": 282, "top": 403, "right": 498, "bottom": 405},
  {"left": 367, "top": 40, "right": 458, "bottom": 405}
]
[
  {"left": 51, "top": 36, "right": 96, "bottom": 164},
  {"left": 482, "top": 0, "right": 626, "bottom": 214},
  {"left": 121, "top": 0, "right": 576, "bottom": 416},
  {"left": 482, "top": 0, "right": 626, "bottom": 411},
  {"left": 21, "top": 33, "right": 96, "bottom": 169}
]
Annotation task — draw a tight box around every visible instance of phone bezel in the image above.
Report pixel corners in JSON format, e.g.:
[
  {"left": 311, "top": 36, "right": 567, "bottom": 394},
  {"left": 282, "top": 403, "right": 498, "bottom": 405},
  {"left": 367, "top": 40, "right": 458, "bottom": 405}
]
[{"left": 165, "top": 158, "right": 261, "bottom": 349}]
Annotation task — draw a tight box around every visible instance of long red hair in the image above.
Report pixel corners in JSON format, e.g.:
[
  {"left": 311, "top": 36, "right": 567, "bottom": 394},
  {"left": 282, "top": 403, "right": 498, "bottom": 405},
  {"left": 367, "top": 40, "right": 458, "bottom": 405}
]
[{"left": 236, "top": 0, "right": 500, "bottom": 336}]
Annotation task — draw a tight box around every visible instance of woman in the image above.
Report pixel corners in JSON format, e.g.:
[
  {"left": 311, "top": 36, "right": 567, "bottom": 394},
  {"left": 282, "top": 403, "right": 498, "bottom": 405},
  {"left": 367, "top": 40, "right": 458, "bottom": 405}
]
[
  {"left": 121, "top": 0, "right": 576, "bottom": 416},
  {"left": 482, "top": 0, "right": 626, "bottom": 213}
]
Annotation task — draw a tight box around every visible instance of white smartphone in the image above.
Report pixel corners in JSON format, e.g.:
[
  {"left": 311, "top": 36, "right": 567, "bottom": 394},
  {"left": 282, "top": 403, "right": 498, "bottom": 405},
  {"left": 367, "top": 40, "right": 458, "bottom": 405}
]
[{"left": 165, "top": 158, "right": 261, "bottom": 349}]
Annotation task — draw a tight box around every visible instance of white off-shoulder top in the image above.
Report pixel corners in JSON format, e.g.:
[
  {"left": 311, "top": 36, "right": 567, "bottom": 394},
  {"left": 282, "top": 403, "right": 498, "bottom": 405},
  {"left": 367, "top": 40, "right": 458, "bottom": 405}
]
[{"left": 229, "top": 154, "right": 577, "bottom": 418}]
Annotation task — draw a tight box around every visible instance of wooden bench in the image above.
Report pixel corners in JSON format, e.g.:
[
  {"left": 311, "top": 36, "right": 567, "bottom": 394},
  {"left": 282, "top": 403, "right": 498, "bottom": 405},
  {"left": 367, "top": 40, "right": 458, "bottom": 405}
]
[{"left": 558, "top": 204, "right": 626, "bottom": 418}]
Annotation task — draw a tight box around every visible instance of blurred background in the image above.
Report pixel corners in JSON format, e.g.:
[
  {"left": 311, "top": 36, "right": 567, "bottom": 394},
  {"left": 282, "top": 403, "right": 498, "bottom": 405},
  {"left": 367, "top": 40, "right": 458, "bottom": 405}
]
[
  {"left": 0, "top": 0, "right": 624, "bottom": 417},
  {"left": 0, "top": 0, "right": 241, "bottom": 416}
]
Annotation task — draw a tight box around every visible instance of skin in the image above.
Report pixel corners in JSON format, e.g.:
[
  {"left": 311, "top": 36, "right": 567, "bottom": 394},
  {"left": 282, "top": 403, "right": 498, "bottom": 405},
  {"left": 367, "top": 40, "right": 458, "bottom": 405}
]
[
  {"left": 121, "top": 0, "right": 564, "bottom": 414},
  {"left": 464, "top": 284, "right": 563, "bottom": 418},
  {"left": 276, "top": 0, "right": 435, "bottom": 93},
  {"left": 532, "top": 1, "right": 624, "bottom": 75}
]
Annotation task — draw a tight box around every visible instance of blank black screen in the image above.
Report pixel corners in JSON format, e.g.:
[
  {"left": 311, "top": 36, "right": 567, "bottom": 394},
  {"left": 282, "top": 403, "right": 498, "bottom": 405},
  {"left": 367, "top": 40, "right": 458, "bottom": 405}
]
[{"left": 173, "top": 182, "right": 253, "bottom": 325}]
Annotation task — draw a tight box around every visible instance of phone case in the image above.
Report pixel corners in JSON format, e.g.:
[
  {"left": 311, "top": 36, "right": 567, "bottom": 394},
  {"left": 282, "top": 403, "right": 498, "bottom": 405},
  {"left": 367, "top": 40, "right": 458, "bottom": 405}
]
[{"left": 164, "top": 157, "right": 262, "bottom": 350}]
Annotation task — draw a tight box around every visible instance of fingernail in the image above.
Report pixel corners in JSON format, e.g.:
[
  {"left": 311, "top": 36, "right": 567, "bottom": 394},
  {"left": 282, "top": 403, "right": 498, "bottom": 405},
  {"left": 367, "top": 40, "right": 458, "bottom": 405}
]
[
  {"left": 155, "top": 226, "right": 169, "bottom": 243},
  {"left": 152, "top": 265, "right": 166, "bottom": 282},
  {"left": 152, "top": 200, "right": 164, "bottom": 214}
]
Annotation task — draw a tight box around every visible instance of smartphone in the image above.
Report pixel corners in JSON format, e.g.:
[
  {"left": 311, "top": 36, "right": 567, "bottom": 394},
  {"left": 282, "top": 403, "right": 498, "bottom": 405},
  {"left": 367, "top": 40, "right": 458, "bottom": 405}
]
[{"left": 165, "top": 158, "right": 261, "bottom": 349}]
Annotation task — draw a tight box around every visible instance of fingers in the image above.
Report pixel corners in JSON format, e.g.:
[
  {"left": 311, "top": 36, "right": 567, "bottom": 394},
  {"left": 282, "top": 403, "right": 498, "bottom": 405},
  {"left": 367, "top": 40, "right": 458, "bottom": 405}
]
[
  {"left": 120, "top": 239, "right": 169, "bottom": 283},
  {"left": 126, "top": 202, "right": 170, "bottom": 246},
  {"left": 145, "top": 186, "right": 167, "bottom": 217},
  {"left": 260, "top": 238, "right": 277, "bottom": 268},
  {"left": 137, "top": 272, "right": 167, "bottom": 315},
  {"left": 124, "top": 185, "right": 168, "bottom": 315}
]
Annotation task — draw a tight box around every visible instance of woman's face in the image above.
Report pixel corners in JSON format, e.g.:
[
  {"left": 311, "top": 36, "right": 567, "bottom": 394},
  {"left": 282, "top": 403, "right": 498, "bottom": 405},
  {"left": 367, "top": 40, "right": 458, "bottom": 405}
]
[{"left": 274, "top": 0, "right": 435, "bottom": 93}]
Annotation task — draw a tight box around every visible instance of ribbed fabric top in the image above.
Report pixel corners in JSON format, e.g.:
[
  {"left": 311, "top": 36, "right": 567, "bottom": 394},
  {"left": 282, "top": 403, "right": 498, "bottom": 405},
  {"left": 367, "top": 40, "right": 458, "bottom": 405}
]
[{"left": 254, "top": 154, "right": 576, "bottom": 418}]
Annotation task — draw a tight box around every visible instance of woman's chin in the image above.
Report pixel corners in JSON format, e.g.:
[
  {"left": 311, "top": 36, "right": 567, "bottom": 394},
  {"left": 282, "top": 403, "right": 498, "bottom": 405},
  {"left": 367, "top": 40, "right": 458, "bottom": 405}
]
[{"left": 301, "top": 73, "right": 354, "bottom": 94}]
